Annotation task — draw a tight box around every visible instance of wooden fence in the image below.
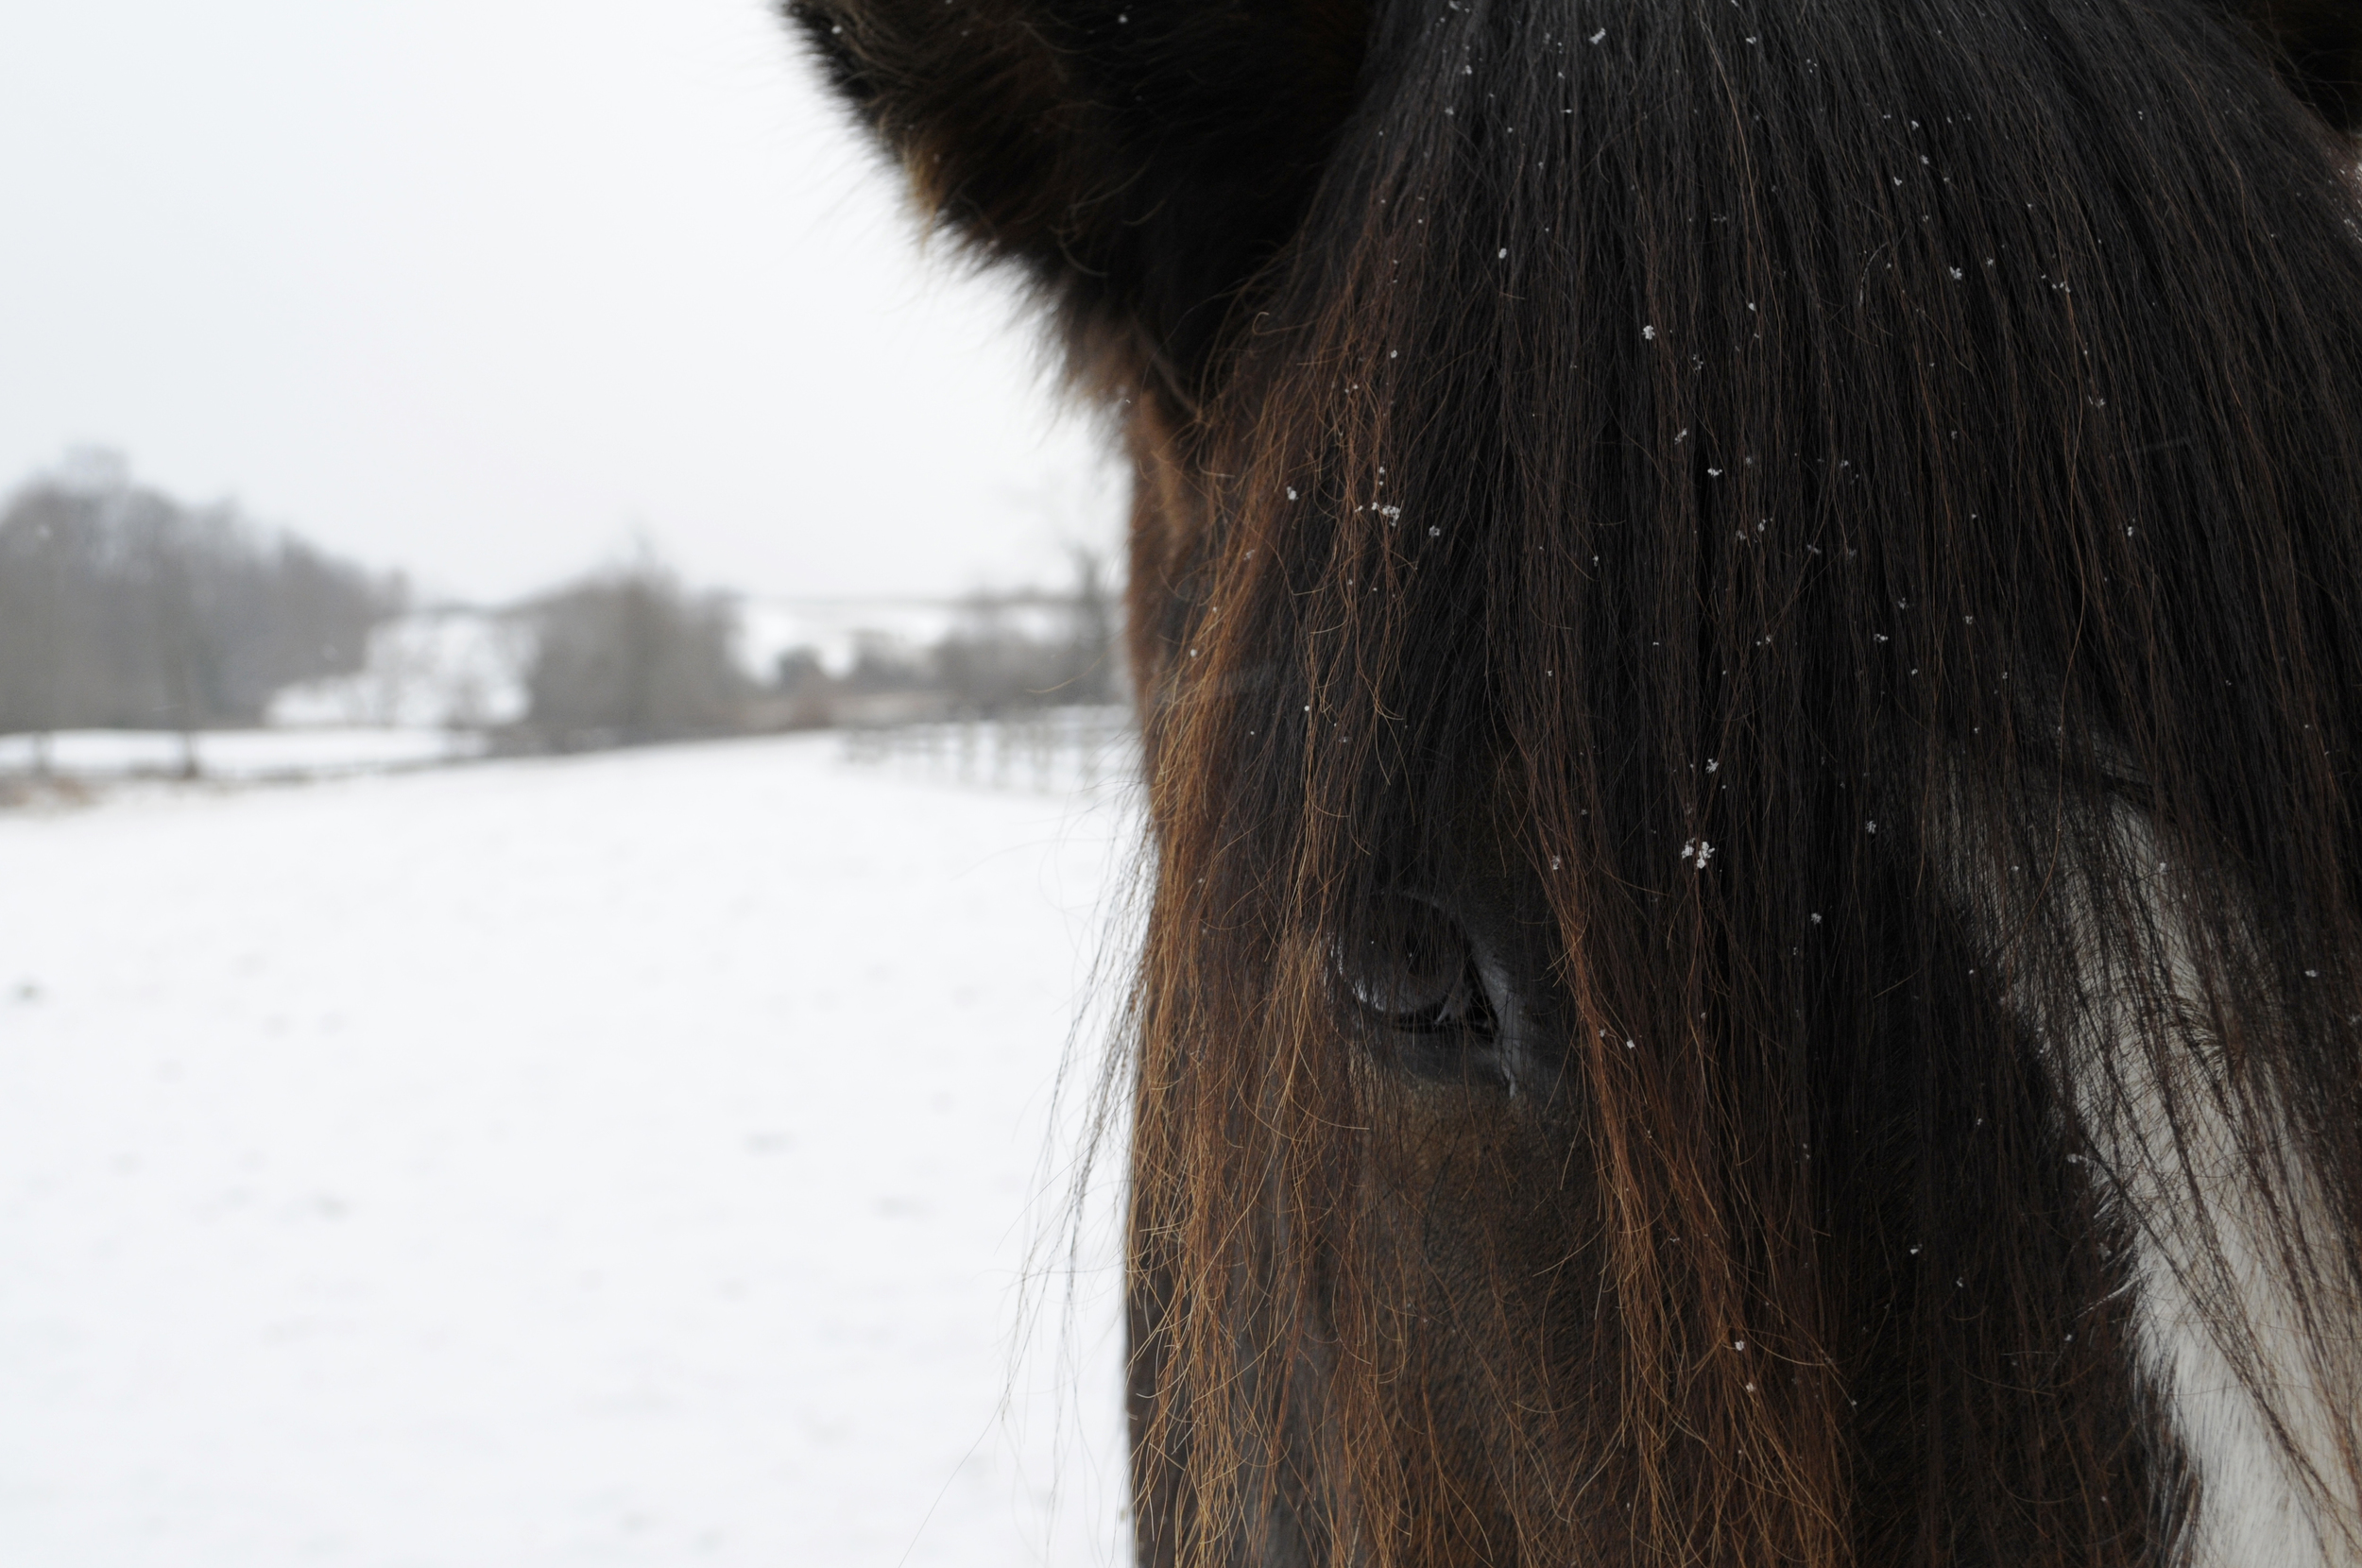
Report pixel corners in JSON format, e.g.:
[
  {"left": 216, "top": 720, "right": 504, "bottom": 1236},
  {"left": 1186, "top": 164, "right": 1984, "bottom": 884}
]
[{"left": 839, "top": 705, "right": 1138, "bottom": 795}]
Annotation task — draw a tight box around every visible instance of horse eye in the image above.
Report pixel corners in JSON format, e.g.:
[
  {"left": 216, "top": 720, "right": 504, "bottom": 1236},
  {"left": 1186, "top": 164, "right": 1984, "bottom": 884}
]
[{"left": 1337, "top": 895, "right": 1498, "bottom": 1042}]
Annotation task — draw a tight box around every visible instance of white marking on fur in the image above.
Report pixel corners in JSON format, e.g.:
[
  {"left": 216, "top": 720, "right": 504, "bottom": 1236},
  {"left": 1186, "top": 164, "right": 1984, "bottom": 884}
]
[{"left": 1970, "top": 802, "right": 2359, "bottom": 1565}]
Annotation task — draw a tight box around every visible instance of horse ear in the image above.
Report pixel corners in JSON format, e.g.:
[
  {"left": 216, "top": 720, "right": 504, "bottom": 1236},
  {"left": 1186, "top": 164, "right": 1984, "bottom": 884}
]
[
  {"left": 2224, "top": 0, "right": 2362, "bottom": 132},
  {"left": 787, "top": 0, "right": 1369, "bottom": 396}
]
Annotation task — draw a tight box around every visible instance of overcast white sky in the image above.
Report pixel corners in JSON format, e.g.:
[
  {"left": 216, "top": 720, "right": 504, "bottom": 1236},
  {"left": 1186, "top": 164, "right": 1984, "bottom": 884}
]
[{"left": 0, "top": 0, "right": 1121, "bottom": 604}]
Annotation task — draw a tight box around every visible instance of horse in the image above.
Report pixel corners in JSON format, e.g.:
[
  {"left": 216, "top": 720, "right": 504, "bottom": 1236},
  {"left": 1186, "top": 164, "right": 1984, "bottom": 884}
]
[{"left": 788, "top": 2, "right": 2362, "bottom": 1561}]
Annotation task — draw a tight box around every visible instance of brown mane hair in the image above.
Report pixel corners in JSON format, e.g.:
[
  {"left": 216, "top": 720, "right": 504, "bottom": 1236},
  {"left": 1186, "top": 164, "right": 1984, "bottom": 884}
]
[{"left": 791, "top": 1, "right": 2362, "bottom": 1562}]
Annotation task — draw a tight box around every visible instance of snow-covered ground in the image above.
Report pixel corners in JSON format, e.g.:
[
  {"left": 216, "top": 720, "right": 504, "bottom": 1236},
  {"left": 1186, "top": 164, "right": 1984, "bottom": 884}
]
[{"left": 0, "top": 735, "right": 1138, "bottom": 1567}]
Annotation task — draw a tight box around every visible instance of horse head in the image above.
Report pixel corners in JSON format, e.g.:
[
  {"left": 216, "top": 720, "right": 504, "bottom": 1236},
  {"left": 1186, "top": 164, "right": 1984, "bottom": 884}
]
[{"left": 791, "top": 2, "right": 2362, "bottom": 1562}]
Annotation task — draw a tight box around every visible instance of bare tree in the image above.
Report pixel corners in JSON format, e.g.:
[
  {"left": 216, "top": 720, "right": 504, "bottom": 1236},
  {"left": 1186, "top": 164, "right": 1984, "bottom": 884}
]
[
  {"left": 1065, "top": 544, "right": 1121, "bottom": 705},
  {"left": 0, "top": 454, "right": 402, "bottom": 757},
  {"left": 522, "top": 552, "right": 748, "bottom": 747},
  {"left": 933, "top": 549, "right": 1124, "bottom": 716}
]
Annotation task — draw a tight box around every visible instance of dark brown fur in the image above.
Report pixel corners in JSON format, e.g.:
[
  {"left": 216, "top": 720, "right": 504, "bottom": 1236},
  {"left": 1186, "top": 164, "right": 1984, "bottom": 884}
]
[{"left": 789, "top": 2, "right": 2362, "bottom": 1562}]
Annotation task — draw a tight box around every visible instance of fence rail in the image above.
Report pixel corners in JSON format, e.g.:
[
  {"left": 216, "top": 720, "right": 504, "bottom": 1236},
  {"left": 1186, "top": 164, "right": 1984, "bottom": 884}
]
[{"left": 840, "top": 706, "right": 1138, "bottom": 796}]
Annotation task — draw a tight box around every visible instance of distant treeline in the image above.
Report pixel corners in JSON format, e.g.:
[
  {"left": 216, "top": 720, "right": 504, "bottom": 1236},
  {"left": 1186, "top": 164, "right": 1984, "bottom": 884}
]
[
  {"left": 0, "top": 456, "right": 403, "bottom": 736},
  {"left": 523, "top": 548, "right": 1124, "bottom": 748},
  {"left": 0, "top": 454, "right": 1126, "bottom": 756},
  {"left": 768, "top": 550, "right": 1123, "bottom": 732}
]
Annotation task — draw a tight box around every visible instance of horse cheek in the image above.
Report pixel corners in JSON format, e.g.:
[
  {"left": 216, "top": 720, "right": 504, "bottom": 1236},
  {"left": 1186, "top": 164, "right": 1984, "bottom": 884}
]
[
  {"left": 1121, "top": 394, "right": 1210, "bottom": 724},
  {"left": 1361, "top": 1090, "right": 1611, "bottom": 1558}
]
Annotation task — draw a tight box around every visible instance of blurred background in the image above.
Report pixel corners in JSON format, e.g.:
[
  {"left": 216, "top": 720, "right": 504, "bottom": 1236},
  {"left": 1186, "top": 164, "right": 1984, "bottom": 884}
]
[{"left": 0, "top": 2, "right": 1134, "bottom": 1564}]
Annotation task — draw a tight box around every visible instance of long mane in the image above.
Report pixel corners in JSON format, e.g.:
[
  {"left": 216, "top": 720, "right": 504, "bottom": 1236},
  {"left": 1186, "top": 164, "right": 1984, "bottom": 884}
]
[
  {"left": 1134, "top": 3, "right": 2362, "bottom": 1561},
  {"left": 793, "top": 0, "right": 2362, "bottom": 1560}
]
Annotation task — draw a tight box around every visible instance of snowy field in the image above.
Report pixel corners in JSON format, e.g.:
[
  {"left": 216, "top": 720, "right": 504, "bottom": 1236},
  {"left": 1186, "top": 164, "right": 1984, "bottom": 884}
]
[
  {"left": 0, "top": 735, "right": 1138, "bottom": 1567},
  {"left": 0, "top": 728, "right": 490, "bottom": 782}
]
